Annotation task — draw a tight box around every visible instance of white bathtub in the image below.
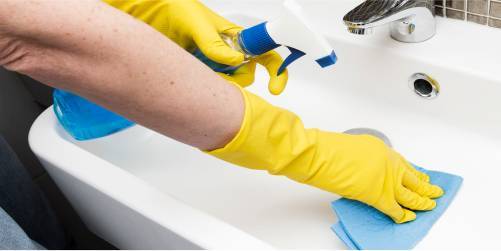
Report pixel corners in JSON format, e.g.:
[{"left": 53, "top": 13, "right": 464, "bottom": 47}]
[{"left": 29, "top": 0, "right": 501, "bottom": 249}]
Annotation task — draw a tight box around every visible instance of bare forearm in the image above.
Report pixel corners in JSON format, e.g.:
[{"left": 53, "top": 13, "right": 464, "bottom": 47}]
[{"left": 0, "top": 0, "right": 243, "bottom": 150}]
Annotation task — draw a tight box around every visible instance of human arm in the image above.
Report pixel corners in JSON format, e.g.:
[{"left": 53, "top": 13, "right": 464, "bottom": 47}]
[
  {"left": 0, "top": 0, "right": 443, "bottom": 223},
  {"left": 0, "top": 0, "right": 244, "bottom": 150}
]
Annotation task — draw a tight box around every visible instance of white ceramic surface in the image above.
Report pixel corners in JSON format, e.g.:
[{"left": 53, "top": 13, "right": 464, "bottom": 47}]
[{"left": 29, "top": 0, "right": 501, "bottom": 249}]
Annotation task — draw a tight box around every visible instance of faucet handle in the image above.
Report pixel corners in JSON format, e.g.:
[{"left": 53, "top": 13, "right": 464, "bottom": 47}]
[
  {"left": 394, "top": 19, "right": 417, "bottom": 36},
  {"left": 389, "top": 10, "right": 435, "bottom": 43}
]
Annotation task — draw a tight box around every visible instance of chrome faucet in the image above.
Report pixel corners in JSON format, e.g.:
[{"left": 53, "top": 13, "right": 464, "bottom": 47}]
[{"left": 343, "top": 0, "right": 436, "bottom": 43}]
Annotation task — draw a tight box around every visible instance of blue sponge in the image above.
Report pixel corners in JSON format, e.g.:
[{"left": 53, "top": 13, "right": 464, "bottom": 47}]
[{"left": 331, "top": 167, "right": 463, "bottom": 250}]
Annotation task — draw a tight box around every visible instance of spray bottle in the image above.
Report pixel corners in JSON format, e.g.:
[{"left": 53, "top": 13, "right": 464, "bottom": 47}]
[
  {"left": 52, "top": 90, "right": 134, "bottom": 141},
  {"left": 194, "top": 0, "right": 337, "bottom": 76}
]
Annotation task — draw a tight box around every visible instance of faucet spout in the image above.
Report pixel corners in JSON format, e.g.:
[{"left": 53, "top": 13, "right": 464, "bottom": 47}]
[
  {"left": 347, "top": 27, "right": 374, "bottom": 35},
  {"left": 343, "top": 0, "right": 436, "bottom": 43}
]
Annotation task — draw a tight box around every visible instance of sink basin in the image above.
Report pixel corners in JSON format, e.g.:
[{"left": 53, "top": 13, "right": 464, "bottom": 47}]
[{"left": 29, "top": 0, "right": 501, "bottom": 249}]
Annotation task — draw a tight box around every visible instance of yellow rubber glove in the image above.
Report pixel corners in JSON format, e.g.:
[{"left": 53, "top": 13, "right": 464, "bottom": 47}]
[
  {"left": 104, "top": 0, "right": 289, "bottom": 95},
  {"left": 210, "top": 85, "right": 444, "bottom": 223}
]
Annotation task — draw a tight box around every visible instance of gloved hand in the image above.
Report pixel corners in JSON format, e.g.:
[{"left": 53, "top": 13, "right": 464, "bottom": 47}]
[
  {"left": 104, "top": 0, "right": 289, "bottom": 95},
  {"left": 209, "top": 84, "right": 444, "bottom": 223}
]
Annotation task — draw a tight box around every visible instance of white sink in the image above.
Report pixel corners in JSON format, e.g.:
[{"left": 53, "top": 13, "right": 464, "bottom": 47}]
[{"left": 29, "top": 0, "right": 501, "bottom": 249}]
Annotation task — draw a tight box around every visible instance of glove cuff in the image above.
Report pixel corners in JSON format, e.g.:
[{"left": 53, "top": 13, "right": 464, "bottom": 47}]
[
  {"left": 207, "top": 82, "right": 252, "bottom": 158},
  {"left": 206, "top": 82, "right": 319, "bottom": 181}
]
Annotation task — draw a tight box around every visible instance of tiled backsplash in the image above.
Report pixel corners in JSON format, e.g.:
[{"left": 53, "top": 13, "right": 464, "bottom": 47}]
[{"left": 434, "top": 0, "right": 501, "bottom": 28}]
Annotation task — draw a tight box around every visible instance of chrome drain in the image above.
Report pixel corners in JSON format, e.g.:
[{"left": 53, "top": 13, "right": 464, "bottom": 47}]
[
  {"left": 343, "top": 128, "right": 393, "bottom": 148},
  {"left": 409, "top": 73, "right": 440, "bottom": 99}
]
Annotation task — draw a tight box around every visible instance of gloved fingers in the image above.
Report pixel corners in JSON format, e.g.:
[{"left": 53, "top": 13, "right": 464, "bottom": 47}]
[
  {"left": 217, "top": 62, "right": 257, "bottom": 87},
  {"left": 255, "top": 51, "right": 289, "bottom": 95},
  {"left": 401, "top": 158, "right": 431, "bottom": 183},
  {"left": 205, "top": 5, "right": 243, "bottom": 36},
  {"left": 400, "top": 208, "right": 417, "bottom": 223},
  {"left": 220, "top": 26, "right": 243, "bottom": 37},
  {"left": 393, "top": 150, "right": 431, "bottom": 182},
  {"left": 231, "top": 62, "right": 257, "bottom": 87},
  {"left": 375, "top": 200, "right": 416, "bottom": 224},
  {"left": 408, "top": 165, "right": 431, "bottom": 183},
  {"left": 216, "top": 19, "right": 242, "bottom": 37},
  {"left": 396, "top": 185, "right": 437, "bottom": 211},
  {"left": 402, "top": 169, "right": 444, "bottom": 199},
  {"left": 193, "top": 25, "right": 245, "bottom": 67}
]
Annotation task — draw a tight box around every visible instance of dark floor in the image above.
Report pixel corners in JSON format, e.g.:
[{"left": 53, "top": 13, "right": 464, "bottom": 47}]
[{"left": 0, "top": 68, "right": 116, "bottom": 249}]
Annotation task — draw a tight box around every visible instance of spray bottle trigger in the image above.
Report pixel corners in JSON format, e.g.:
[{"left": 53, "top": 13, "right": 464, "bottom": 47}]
[{"left": 277, "top": 47, "right": 306, "bottom": 76}]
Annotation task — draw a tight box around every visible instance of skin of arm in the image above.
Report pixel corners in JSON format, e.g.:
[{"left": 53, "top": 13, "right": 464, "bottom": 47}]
[{"left": 0, "top": 0, "right": 244, "bottom": 150}]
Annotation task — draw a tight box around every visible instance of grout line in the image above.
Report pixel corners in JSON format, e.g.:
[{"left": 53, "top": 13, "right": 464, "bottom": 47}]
[
  {"left": 460, "top": 11, "right": 492, "bottom": 18},
  {"left": 440, "top": 6, "right": 471, "bottom": 12},
  {"left": 443, "top": 0, "right": 446, "bottom": 16},
  {"left": 436, "top": 7, "right": 501, "bottom": 18},
  {"left": 438, "top": 6, "right": 467, "bottom": 12},
  {"left": 464, "top": 0, "right": 470, "bottom": 21},
  {"left": 444, "top": 12, "right": 501, "bottom": 21},
  {"left": 488, "top": 0, "right": 492, "bottom": 24}
]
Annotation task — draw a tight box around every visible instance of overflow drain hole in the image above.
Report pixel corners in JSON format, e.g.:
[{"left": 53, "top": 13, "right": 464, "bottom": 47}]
[{"left": 409, "top": 73, "right": 440, "bottom": 99}]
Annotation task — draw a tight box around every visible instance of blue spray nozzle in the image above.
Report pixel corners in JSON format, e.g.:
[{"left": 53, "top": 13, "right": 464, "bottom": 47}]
[
  {"left": 241, "top": 22, "right": 336, "bottom": 76},
  {"left": 241, "top": 23, "right": 309, "bottom": 76},
  {"left": 316, "top": 51, "right": 338, "bottom": 68},
  {"left": 277, "top": 47, "right": 306, "bottom": 76},
  {"left": 278, "top": 49, "right": 337, "bottom": 76},
  {"left": 239, "top": 22, "right": 280, "bottom": 56}
]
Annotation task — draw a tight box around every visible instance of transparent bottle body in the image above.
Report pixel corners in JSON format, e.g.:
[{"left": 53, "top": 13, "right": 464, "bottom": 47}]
[
  {"left": 53, "top": 89, "right": 134, "bottom": 141},
  {"left": 193, "top": 32, "right": 253, "bottom": 74}
]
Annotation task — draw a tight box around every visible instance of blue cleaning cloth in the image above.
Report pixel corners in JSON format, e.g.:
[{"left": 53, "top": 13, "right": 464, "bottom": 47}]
[{"left": 331, "top": 167, "right": 463, "bottom": 250}]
